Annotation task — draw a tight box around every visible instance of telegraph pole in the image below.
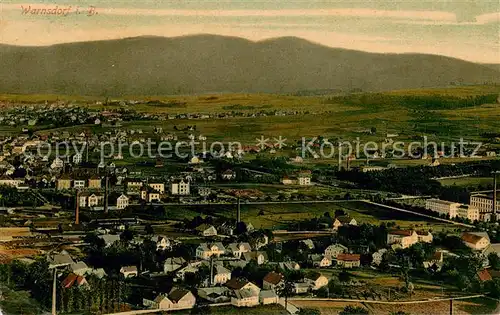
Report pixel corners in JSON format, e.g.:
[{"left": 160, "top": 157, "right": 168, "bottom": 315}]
[
  {"left": 75, "top": 189, "right": 80, "bottom": 225},
  {"left": 104, "top": 170, "right": 109, "bottom": 214},
  {"left": 492, "top": 171, "right": 499, "bottom": 221},
  {"left": 52, "top": 268, "right": 57, "bottom": 315}
]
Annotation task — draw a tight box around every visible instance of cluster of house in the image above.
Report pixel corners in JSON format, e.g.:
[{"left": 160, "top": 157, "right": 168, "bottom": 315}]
[
  {"left": 47, "top": 251, "right": 108, "bottom": 290},
  {"left": 0, "top": 104, "right": 150, "bottom": 128},
  {"left": 425, "top": 194, "right": 499, "bottom": 222}
]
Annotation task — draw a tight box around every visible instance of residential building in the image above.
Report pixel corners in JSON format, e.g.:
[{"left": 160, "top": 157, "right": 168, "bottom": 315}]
[
  {"left": 57, "top": 175, "right": 72, "bottom": 190},
  {"left": 226, "top": 278, "right": 260, "bottom": 308},
  {"left": 116, "top": 194, "right": 129, "bottom": 210},
  {"left": 164, "top": 257, "right": 186, "bottom": 273},
  {"left": 171, "top": 179, "right": 190, "bottom": 195},
  {"left": 197, "top": 287, "right": 230, "bottom": 303},
  {"left": 141, "top": 187, "right": 161, "bottom": 202},
  {"left": 98, "top": 234, "right": 121, "bottom": 247},
  {"left": 242, "top": 251, "right": 268, "bottom": 265},
  {"left": 305, "top": 273, "right": 328, "bottom": 290},
  {"left": 120, "top": 266, "right": 138, "bottom": 278},
  {"left": 62, "top": 273, "right": 88, "bottom": 289},
  {"left": 470, "top": 193, "right": 500, "bottom": 221},
  {"left": 311, "top": 254, "right": 332, "bottom": 267},
  {"left": 196, "top": 243, "right": 225, "bottom": 259},
  {"left": 425, "top": 199, "right": 461, "bottom": 218},
  {"left": 148, "top": 182, "right": 165, "bottom": 194},
  {"left": 297, "top": 171, "right": 312, "bottom": 186},
  {"left": 324, "top": 244, "right": 348, "bottom": 258},
  {"left": 168, "top": 289, "right": 196, "bottom": 310},
  {"left": 332, "top": 216, "right": 357, "bottom": 230},
  {"left": 260, "top": 290, "right": 279, "bottom": 305},
  {"left": 68, "top": 261, "right": 91, "bottom": 276},
  {"left": 73, "top": 179, "right": 86, "bottom": 189},
  {"left": 196, "top": 224, "right": 217, "bottom": 237},
  {"left": 262, "top": 272, "right": 284, "bottom": 291},
  {"left": 127, "top": 180, "right": 143, "bottom": 194},
  {"left": 212, "top": 264, "right": 232, "bottom": 285},
  {"left": 416, "top": 231, "right": 433, "bottom": 243},
  {"left": 88, "top": 193, "right": 104, "bottom": 207},
  {"left": 387, "top": 230, "right": 418, "bottom": 249},
  {"left": 222, "top": 169, "right": 236, "bottom": 180},
  {"left": 462, "top": 232, "right": 491, "bottom": 250},
  {"left": 227, "top": 243, "right": 252, "bottom": 258},
  {"left": 335, "top": 254, "right": 361, "bottom": 268},
  {"left": 88, "top": 175, "right": 102, "bottom": 189},
  {"left": 152, "top": 236, "right": 171, "bottom": 251},
  {"left": 144, "top": 289, "right": 196, "bottom": 310},
  {"left": 0, "top": 175, "right": 23, "bottom": 188}
]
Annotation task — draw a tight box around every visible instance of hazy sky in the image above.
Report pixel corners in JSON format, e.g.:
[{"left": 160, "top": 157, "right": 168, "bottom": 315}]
[{"left": 0, "top": 0, "right": 499, "bottom": 63}]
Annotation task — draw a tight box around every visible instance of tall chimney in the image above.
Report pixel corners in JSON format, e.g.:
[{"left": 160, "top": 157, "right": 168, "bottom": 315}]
[
  {"left": 75, "top": 190, "right": 80, "bottom": 225},
  {"left": 210, "top": 257, "right": 214, "bottom": 287},
  {"left": 104, "top": 173, "right": 109, "bottom": 214},
  {"left": 237, "top": 198, "right": 241, "bottom": 223},
  {"left": 494, "top": 172, "right": 498, "bottom": 220}
]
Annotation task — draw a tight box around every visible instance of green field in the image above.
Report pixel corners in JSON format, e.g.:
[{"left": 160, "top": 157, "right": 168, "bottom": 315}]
[
  {"left": 175, "top": 305, "right": 287, "bottom": 315},
  {"left": 437, "top": 176, "right": 494, "bottom": 187},
  {"left": 9, "top": 85, "right": 499, "bottom": 147},
  {"left": 163, "top": 201, "right": 461, "bottom": 233}
]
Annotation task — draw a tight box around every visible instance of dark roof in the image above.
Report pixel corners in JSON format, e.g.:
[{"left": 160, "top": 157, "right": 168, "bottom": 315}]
[
  {"left": 225, "top": 278, "right": 250, "bottom": 290},
  {"left": 263, "top": 272, "right": 283, "bottom": 285},
  {"left": 169, "top": 288, "right": 190, "bottom": 303},
  {"left": 336, "top": 215, "right": 353, "bottom": 224}
]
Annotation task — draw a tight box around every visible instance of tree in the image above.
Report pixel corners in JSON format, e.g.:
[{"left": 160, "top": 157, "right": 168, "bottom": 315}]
[
  {"left": 338, "top": 270, "right": 351, "bottom": 283},
  {"left": 145, "top": 224, "right": 154, "bottom": 235},
  {"left": 488, "top": 253, "right": 500, "bottom": 270},
  {"left": 339, "top": 305, "right": 369, "bottom": 315},
  {"left": 191, "top": 303, "right": 211, "bottom": 315},
  {"left": 276, "top": 275, "right": 295, "bottom": 310},
  {"left": 298, "top": 308, "right": 321, "bottom": 315}
]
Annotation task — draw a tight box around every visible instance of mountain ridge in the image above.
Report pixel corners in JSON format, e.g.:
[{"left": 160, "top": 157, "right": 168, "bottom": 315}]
[{"left": 0, "top": 34, "right": 498, "bottom": 96}]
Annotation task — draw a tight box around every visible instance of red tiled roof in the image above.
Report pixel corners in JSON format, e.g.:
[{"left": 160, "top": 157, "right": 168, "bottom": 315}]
[
  {"left": 388, "top": 229, "right": 414, "bottom": 236},
  {"left": 336, "top": 254, "right": 361, "bottom": 262},
  {"left": 478, "top": 269, "right": 492, "bottom": 282}
]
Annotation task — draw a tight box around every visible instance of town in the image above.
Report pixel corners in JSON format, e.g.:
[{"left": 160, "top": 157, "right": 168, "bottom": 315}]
[{"left": 0, "top": 89, "right": 499, "bottom": 315}]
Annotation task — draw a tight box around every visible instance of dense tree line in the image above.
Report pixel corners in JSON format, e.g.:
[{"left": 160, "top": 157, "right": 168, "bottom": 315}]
[
  {"left": 326, "top": 93, "right": 498, "bottom": 110},
  {"left": 337, "top": 161, "right": 500, "bottom": 201}
]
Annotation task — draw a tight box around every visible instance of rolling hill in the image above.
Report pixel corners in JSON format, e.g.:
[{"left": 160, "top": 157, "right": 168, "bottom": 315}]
[{"left": 0, "top": 35, "right": 498, "bottom": 96}]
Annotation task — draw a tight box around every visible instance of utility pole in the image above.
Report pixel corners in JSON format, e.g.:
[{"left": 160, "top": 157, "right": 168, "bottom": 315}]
[
  {"left": 210, "top": 256, "right": 214, "bottom": 287},
  {"left": 52, "top": 268, "right": 57, "bottom": 315},
  {"left": 236, "top": 198, "right": 241, "bottom": 223},
  {"left": 75, "top": 189, "right": 80, "bottom": 225},
  {"left": 104, "top": 170, "right": 109, "bottom": 214},
  {"left": 493, "top": 171, "right": 499, "bottom": 221}
]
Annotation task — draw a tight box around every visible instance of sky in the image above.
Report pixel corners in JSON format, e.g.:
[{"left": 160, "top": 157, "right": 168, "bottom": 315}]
[{"left": 0, "top": 0, "right": 499, "bottom": 63}]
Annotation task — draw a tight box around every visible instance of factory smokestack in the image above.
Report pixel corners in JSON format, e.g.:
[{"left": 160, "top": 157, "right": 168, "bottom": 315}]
[{"left": 494, "top": 172, "right": 498, "bottom": 220}]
